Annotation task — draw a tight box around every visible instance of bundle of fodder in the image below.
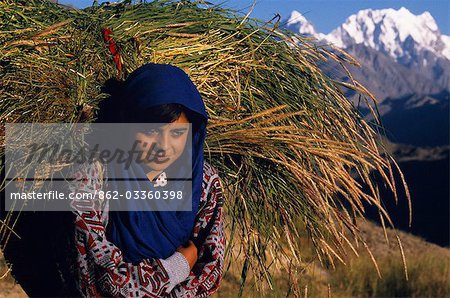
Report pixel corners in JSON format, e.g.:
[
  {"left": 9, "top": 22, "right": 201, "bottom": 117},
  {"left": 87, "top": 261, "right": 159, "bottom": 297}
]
[{"left": 0, "top": 0, "right": 410, "bottom": 294}]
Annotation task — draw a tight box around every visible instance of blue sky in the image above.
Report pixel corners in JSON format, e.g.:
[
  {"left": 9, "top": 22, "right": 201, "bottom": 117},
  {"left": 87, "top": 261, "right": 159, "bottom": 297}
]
[{"left": 59, "top": 0, "right": 450, "bottom": 35}]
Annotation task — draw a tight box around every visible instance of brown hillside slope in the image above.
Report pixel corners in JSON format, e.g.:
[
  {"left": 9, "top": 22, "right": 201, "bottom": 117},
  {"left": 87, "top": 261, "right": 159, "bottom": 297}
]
[{"left": 0, "top": 220, "right": 448, "bottom": 297}]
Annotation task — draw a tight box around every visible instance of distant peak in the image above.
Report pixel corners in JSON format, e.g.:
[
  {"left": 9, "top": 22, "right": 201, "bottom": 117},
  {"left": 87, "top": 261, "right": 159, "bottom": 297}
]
[
  {"left": 325, "top": 7, "right": 447, "bottom": 61},
  {"left": 286, "top": 10, "right": 317, "bottom": 36},
  {"left": 420, "top": 11, "right": 433, "bottom": 18},
  {"left": 287, "top": 10, "right": 309, "bottom": 27}
]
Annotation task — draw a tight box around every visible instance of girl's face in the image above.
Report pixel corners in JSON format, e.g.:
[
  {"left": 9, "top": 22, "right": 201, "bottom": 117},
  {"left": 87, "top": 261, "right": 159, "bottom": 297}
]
[{"left": 134, "top": 112, "right": 190, "bottom": 172}]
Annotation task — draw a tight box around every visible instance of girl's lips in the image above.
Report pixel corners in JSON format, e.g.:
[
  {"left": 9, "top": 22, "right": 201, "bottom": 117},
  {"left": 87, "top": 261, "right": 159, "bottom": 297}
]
[{"left": 155, "top": 156, "right": 170, "bottom": 162}]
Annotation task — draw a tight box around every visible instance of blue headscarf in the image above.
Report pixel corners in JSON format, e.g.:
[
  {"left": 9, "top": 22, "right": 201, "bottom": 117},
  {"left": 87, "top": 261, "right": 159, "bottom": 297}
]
[{"left": 105, "top": 63, "right": 208, "bottom": 264}]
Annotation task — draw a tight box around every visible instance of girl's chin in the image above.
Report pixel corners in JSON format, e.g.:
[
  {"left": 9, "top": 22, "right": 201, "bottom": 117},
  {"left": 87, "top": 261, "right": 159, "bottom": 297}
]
[{"left": 141, "top": 161, "right": 170, "bottom": 171}]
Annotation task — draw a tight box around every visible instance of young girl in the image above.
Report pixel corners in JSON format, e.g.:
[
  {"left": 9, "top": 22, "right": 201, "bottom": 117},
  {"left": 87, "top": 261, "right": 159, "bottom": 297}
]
[{"left": 69, "top": 63, "right": 226, "bottom": 297}]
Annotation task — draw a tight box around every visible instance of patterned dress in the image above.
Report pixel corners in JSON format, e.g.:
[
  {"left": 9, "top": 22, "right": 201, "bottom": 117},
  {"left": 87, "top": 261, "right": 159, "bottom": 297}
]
[{"left": 69, "top": 160, "right": 225, "bottom": 297}]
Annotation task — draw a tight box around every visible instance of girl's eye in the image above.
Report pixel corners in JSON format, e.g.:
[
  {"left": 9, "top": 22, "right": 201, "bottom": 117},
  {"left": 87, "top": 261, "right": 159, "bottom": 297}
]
[{"left": 171, "top": 130, "right": 185, "bottom": 137}]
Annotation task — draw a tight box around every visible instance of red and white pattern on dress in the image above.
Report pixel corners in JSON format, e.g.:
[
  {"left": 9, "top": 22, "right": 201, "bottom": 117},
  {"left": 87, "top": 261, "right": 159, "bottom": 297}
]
[{"left": 69, "top": 161, "right": 225, "bottom": 297}]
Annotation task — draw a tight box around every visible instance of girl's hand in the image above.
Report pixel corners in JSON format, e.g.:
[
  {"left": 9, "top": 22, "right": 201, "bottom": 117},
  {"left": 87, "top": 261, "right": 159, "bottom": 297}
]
[{"left": 176, "top": 240, "right": 198, "bottom": 270}]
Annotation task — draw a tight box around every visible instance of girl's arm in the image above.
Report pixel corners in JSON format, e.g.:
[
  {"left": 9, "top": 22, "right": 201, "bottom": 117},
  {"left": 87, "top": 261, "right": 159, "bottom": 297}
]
[
  {"left": 69, "top": 162, "right": 190, "bottom": 297},
  {"left": 72, "top": 208, "right": 190, "bottom": 297},
  {"left": 168, "top": 163, "right": 226, "bottom": 297}
]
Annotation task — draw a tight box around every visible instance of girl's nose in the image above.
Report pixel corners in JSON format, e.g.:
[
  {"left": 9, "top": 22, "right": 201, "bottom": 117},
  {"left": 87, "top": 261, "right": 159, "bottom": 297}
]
[{"left": 157, "top": 131, "right": 170, "bottom": 151}]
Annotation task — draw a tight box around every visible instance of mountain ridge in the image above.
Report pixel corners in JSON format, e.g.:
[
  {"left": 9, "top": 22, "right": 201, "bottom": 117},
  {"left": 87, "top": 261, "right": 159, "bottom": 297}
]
[
  {"left": 284, "top": 7, "right": 450, "bottom": 101},
  {"left": 285, "top": 7, "right": 450, "bottom": 62}
]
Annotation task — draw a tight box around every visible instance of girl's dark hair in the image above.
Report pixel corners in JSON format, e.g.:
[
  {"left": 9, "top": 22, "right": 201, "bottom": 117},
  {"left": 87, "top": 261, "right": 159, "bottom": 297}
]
[{"left": 96, "top": 78, "right": 201, "bottom": 132}]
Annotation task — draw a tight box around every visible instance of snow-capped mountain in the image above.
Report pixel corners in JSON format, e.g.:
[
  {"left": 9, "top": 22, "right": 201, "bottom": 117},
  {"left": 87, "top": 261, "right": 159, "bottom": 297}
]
[
  {"left": 285, "top": 11, "right": 323, "bottom": 38},
  {"left": 326, "top": 7, "right": 450, "bottom": 66},
  {"left": 286, "top": 7, "right": 450, "bottom": 65},
  {"left": 285, "top": 8, "right": 450, "bottom": 100}
]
